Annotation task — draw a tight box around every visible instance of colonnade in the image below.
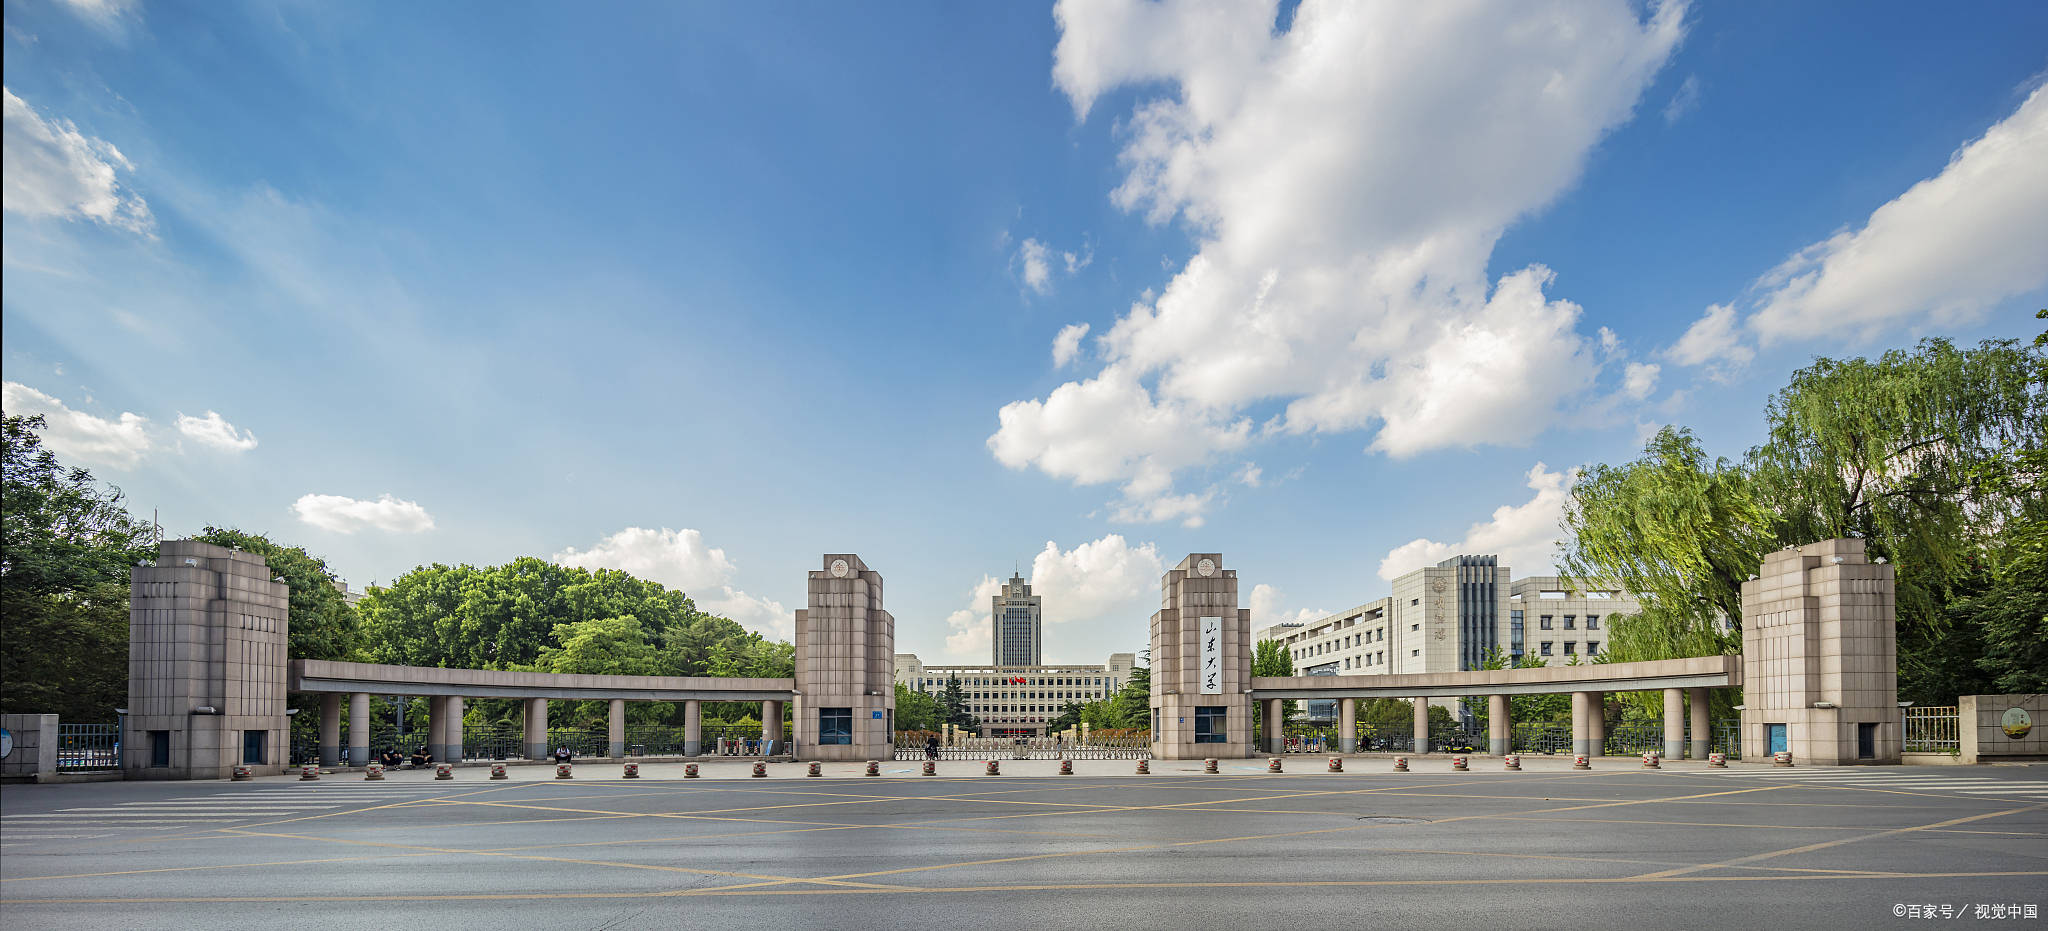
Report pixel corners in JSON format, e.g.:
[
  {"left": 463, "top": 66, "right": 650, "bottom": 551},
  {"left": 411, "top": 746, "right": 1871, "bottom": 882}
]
[
  {"left": 319, "top": 693, "right": 787, "bottom": 767},
  {"left": 1260, "top": 686, "right": 1721, "bottom": 759}
]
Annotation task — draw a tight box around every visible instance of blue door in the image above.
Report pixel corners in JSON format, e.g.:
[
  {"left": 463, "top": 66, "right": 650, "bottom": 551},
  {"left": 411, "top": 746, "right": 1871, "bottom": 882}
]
[{"left": 1767, "top": 724, "right": 1787, "bottom": 754}]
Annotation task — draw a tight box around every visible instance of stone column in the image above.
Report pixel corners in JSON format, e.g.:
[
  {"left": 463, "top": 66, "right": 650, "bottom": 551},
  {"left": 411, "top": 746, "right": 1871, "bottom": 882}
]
[
  {"left": 1688, "top": 687, "right": 1711, "bottom": 760},
  {"left": 348, "top": 692, "right": 371, "bottom": 766},
  {"left": 1663, "top": 687, "right": 1685, "bottom": 760},
  {"left": 1571, "top": 691, "right": 1592, "bottom": 759},
  {"left": 1488, "top": 694, "right": 1510, "bottom": 756},
  {"left": 319, "top": 694, "right": 342, "bottom": 767},
  {"left": 1339, "top": 698, "right": 1357, "bottom": 753},
  {"left": 426, "top": 696, "right": 449, "bottom": 763},
  {"left": 684, "top": 700, "right": 702, "bottom": 757},
  {"left": 608, "top": 699, "right": 626, "bottom": 759},
  {"left": 1588, "top": 691, "right": 1606, "bottom": 757},
  {"left": 445, "top": 696, "right": 464, "bottom": 762},
  {"left": 1264, "top": 698, "right": 1285, "bottom": 754},
  {"left": 1413, "top": 697, "right": 1430, "bottom": 754},
  {"left": 523, "top": 698, "right": 548, "bottom": 760},
  {"left": 762, "top": 700, "right": 784, "bottom": 754}
]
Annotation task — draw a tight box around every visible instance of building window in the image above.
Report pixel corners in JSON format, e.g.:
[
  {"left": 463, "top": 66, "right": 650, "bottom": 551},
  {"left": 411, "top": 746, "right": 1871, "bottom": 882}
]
[
  {"left": 819, "top": 708, "right": 852, "bottom": 745},
  {"left": 1194, "top": 706, "right": 1227, "bottom": 743},
  {"left": 1410, "top": 649, "right": 1419, "bottom": 657},
  {"left": 1411, "top": 624, "right": 1419, "bottom": 632},
  {"left": 1564, "top": 642, "right": 1577, "bottom": 655},
  {"left": 1540, "top": 642, "right": 1553, "bottom": 656},
  {"left": 1539, "top": 615, "right": 1553, "bottom": 630},
  {"left": 1410, "top": 598, "right": 1419, "bottom": 606},
  {"left": 1564, "top": 615, "right": 1576, "bottom": 630},
  {"left": 1587, "top": 640, "right": 1600, "bottom": 654},
  {"left": 1586, "top": 615, "right": 1600, "bottom": 630}
]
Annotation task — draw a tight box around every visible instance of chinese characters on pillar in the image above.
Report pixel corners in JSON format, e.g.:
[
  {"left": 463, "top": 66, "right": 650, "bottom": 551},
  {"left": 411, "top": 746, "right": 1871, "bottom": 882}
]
[{"left": 1200, "top": 616, "right": 1222, "bottom": 695}]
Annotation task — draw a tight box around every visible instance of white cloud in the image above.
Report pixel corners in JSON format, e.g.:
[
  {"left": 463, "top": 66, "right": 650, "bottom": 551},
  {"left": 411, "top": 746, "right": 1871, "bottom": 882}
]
[
  {"left": 1747, "top": 85, "right": 2048, "bottom": 343},
  {"left": 551, "top": 527, "right": 791, "bottom": 638},
  {"left": 292, "top": 493, "right": 436, "bottom": 535},
  {"left": 998, "top": 0, "right": 1685, "bottom": 517},
  {"left": 1663, "top": 302, "right": 1753, "bottom": 373},
  {"left": 1622, "top": 362, "right": 1660, "bottom": 400},
  {"left": 1663, "top": 75, "right": 1702, "bottom": 124},
  {"left": 2, "top": 87, "right": 152, "bottom": 234},
  {"left": 175, "top": 410, "right": 258, "bottom": 452},
  {"left": 1377, "top": 462, "right": 1578, "bottom": 581},
  {"left": 938, "top": 535, "right": 1164, "bottom": 662},
  {"left": 1233, "top": 463, "right": 1262, "bottom": 487},
  {"left": 1017, "top": 238, "right": 1055, "bottom": 294},
  {"left": 57, "top": 0, "right": 140, "bottom": 31},
  {"left": 1, "top": 380, "right": 152, "bottom": 468},
  {"left": 1052, "top": 322, "right": 1091, "bottom": 367},
  {"left": 1249, "top": 583, "right": 1326, "bottom": 630}
]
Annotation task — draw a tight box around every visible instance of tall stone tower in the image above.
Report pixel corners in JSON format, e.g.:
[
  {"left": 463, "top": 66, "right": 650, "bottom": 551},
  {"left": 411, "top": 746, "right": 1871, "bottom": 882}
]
[
  {"left": 126, "top": 540, "right": 291, "bottom": 780},
  {"left": 1740, "top": 538, "right": 1900, "bottom": 765},
  {"left": 791, "top": 554, "right": 896, "bottom": 761},
  {"left": 990, "top": 571, "right": 1042, "bottom": 666},
  {"left": 1150, "top": 553, "right": 1252, "bottom": 760}
]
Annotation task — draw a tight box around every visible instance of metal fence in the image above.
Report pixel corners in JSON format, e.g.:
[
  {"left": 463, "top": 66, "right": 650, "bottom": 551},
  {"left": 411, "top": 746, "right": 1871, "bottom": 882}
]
[
  {"left": 1904, "top": 706, "right": 1960, "bottom": 753},
  {"left": 54, "top": 723, "right": 120, "bottom": 771},
  {"left": 894, "top": 733, "right": 1151, "bottom": 760},
  {"left": 1713, "top": 719, "right": 1741, "bottom": 758},
  {"left": 1604, "top": 723, "right": 1663, "bottom": 756},
  {"left": 1511, "top": 723, "right": 1570, "bottom": 754}
]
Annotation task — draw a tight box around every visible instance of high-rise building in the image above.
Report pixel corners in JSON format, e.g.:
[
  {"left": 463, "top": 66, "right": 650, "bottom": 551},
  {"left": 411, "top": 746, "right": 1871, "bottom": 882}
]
[{"left": 990, "top": 572, "right": 1042, "bottom": 666}]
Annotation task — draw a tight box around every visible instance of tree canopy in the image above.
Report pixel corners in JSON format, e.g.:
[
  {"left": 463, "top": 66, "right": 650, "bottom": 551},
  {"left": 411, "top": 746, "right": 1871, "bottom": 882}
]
[{"left": 194, "top": 526, "right": 361, "bottom": 662}]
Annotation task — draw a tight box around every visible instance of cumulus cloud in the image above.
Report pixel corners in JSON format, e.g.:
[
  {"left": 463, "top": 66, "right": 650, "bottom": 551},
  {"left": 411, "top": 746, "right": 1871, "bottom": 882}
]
[
  {"left": 3, "top": 87, "right": 152, "bottom": 234},
  {"left": 1377, "top": 463, "right": 1577, "bottom": 581},
  {"left": 1015, "top": 237, "right": 1092, "bottom": 296},
  {"left": 1622, "top": 362, "right": 1660, "bottom": 400},
  {"left": 1249, "top": 583, "right": 1327, "bottom": 629},
  {"left": 292, "top": 493, "right": 436, "bottom": 535},
  {"left": 551, "top": 527, "right": 791, "bottom": 637},
  {"left": 175, "top": 410, "right": 258, "bottom": 452},
  {"left": 1052, "top": 322, "right": 1091, "bottom": 367},
  {"left": 1663, "top": 302, "right": 1753, "bottom": 374},
  {"left": 995, "top": 0, "right": 1685, "bottom": 521},
  {"left": 1747, "top": 85, "right": 2048, "bottom": 343},
  {"left": 1, "top": 380, "right": 152, "bottom": 468},
  {"left": 939, "top": 534, "right": 1164, "bottom": 662}
]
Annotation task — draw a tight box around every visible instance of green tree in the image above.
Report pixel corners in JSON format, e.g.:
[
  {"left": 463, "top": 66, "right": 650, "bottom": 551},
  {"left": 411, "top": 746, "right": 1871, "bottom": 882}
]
[
  {"left": 1964, "top": 517, "right": 2048, "bottom": 694},
  {"left": 1047, "top": 701, "right": 1086, "bottom": 733},
  {"left": 1, "top": 415, "right": 155, "bottom": 720},
  {"left": 894, "top": 684, "right": 944, "bottom": 733},
  {"left": 1251, "top": 639, "right": 1299, "bottom": 724},
  {"left": 1463, "top": 648, "right": 1570, "bottom": 735},
  {"left": 193, "top": 527, "right": 360, "bottom": 661}
]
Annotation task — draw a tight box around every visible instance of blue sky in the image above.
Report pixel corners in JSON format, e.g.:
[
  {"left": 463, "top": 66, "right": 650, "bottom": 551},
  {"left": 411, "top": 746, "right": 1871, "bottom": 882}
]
[{"left": 5, "top": 0, "right": 2043, "bottom": 665}]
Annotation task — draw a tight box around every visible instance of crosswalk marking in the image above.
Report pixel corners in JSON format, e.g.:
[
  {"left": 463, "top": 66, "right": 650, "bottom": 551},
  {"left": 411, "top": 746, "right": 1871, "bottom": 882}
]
[{"left": 1699, "top": 769, "right": 2048, "bottom": 796}]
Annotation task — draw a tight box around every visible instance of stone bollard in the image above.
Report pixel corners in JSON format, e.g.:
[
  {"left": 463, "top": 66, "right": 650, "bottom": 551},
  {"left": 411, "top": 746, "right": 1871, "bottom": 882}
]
[
  {"left": 865, "top": 760, "right": 880, "bottom": 777},
  {"left": 1059, "top": 759, "right": 1073, "bottom": 775},
  {"left": 300, "top": 764, "right": 321, "bottom": 781},
  {"left": 684, "top": 763, "right": 699, "bottom": 779},
  {"left": 1504, "top": 755, "right": 1521, "bottom": 771},
  {"left": 921, "top": 760, "right": 936, "bottom": 776},
  {"left": 366, "top": 763, "right": 385, "bottom": 781},
  {"left": 1773, "top": 751, "right": 1793, "bottom": 767},
  {"left": 1204, "top": 758, "right": 1219, "bottom": 774},
  {"left": 1451, "top": 756, "right": 1469, "bottom": 771},
  {"left": 436, "top": 763, "right": 455, "bottom": 780},
  {"left": 752, "top": 761, "right": 767, "bottom": 778},
  {"left": 1268, "top": 757, "right": 1283, "bottom": 773},
  {"left": 808, "top": 762, "right": 823, "bottom": 777},
  {"left": 556, "top": 763, "right": 573, "bottom": 779},
  {"left": 1392, "top": 756, "right": 1408, "bottom": 772},
  {"left": 1641, "top": 752, "right": 1660, "bottom": 769},
  {"left": 1328, "top": 757, "right": 1343, "bottom": 773},
  {"left": 985, "top": 760, "right": 1000, "bottom": 776},
  {"left": 1708, "top": 752, "right": 1728, "bottom": 768},
  {"left": 232, "top": 765, "right": 252, "bottom": 781},
  {"left": 490, "top": 763, "right": 508, "bottom": 780},
  {"left": 1572, "top": 755, "right": 1591, "bottom": 770},
  {"left": 622, "top": 762, "right": 639, "bottom": 779},
  {"left": 1136, "top": 760, "right": 1149, "bottom": 774}
]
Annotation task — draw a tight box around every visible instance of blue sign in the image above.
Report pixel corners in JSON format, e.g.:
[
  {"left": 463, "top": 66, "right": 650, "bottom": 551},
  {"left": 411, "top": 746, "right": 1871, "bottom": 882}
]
[{"left": 872, "top": 711, "right": 884, "bottom": 719}]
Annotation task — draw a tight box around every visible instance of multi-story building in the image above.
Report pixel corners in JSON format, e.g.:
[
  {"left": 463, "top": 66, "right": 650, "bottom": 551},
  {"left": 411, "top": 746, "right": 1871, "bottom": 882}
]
[
  {"left": 894, "top": 653, "right": 1136, "bottom": 737},
  {"left": 990, "top": 572, "right": 1042, "bottom": 666},
  {"left": 1253, "top": 556, "right": 1641, "bottom": 722}
]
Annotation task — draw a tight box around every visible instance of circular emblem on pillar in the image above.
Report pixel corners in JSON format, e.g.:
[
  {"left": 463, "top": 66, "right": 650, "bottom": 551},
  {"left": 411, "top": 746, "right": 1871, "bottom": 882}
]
[
  {"left": 829, "top": 558, "right": 850, "bottom": 579},
  {"left": 2002, "top": 707, "right": 2033, "bottom": 739},
  {"left": 1195, "top": 558, "right": 1216, "bottom": 577},
  {"left": 1431, "top": 577, "right": 1447, "bottom": 593}
]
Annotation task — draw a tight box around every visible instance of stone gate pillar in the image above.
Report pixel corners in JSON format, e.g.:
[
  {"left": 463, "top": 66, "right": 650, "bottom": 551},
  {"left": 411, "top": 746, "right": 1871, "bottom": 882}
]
[
  {"left": 791, "top": 554, "right": 895, "bottom": 762},
  {"left": 1149, "top": 554, "right": 1251, "bottom": 760},
  {"left": 126, "top": 540, "right": 291, "bottom": 780},
  {"left": 1739, "top": 538, "right": 1899, "bottom": 765}
]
